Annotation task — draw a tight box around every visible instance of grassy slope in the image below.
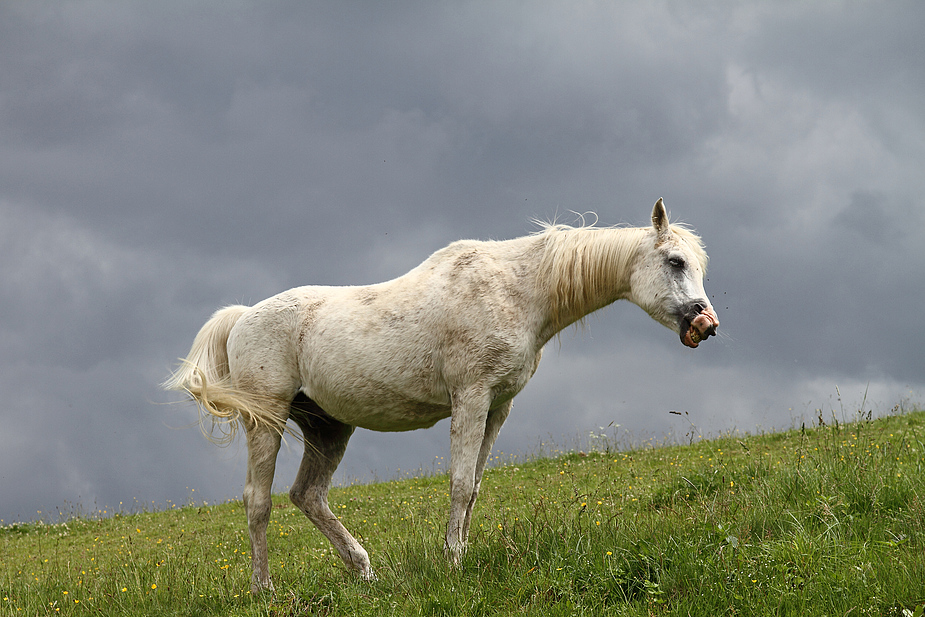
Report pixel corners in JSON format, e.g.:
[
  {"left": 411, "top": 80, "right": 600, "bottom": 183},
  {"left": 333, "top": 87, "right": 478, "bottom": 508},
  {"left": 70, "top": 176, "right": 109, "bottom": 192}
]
[{"left": 2, "top": 410, "right": 924, "bottom": 616}]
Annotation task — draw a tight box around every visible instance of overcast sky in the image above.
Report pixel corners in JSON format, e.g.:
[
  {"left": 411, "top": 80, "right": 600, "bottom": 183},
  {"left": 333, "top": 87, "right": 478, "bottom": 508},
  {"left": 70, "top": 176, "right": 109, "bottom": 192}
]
[{"left": 1, "top": 1, "right": 923, "bottom": 524}]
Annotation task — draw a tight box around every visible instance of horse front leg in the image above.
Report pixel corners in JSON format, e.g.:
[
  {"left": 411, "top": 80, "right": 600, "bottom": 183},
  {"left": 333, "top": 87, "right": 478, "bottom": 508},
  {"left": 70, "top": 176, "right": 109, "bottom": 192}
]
[
  {"left": 461, "top": 400, "right": 512, "bottom": 540},
  {"left": 445, "top": 387, "right": 491, "bottom": 566}
]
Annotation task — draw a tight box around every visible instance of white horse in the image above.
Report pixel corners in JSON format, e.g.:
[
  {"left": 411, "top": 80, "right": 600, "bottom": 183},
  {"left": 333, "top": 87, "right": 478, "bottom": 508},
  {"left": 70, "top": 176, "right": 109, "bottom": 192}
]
[{"left": 164, "top": 198, "right": 718, "bottom": 592}]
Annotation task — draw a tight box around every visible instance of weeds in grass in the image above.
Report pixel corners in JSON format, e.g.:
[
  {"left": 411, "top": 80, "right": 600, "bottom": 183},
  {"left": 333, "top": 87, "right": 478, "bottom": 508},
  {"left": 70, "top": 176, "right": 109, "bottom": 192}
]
[{"left": 2, "top": 409, "right": 924, "bottom": 616}]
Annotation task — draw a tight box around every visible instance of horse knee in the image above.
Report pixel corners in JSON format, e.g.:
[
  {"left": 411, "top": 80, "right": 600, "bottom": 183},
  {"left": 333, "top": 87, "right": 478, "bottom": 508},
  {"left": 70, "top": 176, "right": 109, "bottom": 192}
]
[
  {"left": 288, "top": 485, "right": 311, "bottom": 514},
  {"left": 244, "top": 487, "right": 273, "bottom": 528},
  {"left": 289, "top": 484, "right": 329, "bottom": 521}
]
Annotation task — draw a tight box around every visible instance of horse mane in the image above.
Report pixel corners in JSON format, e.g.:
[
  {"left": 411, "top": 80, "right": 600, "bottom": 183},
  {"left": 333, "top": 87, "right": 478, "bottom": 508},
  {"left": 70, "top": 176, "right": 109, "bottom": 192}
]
[{"left": 534, "top": 215, "right": 707, "bottom": 328}]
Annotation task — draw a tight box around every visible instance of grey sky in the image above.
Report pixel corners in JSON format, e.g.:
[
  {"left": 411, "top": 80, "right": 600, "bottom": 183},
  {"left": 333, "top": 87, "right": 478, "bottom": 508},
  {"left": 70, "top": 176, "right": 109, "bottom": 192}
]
[{"left": 1, "top": 1, "right": 923, "bottom": 523}]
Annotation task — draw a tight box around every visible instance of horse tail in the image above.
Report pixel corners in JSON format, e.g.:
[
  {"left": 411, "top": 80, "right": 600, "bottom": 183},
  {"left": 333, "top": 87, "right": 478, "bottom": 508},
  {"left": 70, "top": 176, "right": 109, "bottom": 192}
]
[{"left": 163, "top": 305, "right": 285, "bottom": 444}]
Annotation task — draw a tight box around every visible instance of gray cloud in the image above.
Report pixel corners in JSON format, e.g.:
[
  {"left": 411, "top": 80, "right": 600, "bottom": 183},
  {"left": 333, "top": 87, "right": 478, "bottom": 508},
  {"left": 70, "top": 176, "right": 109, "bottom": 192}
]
[{"left": 1, "top": 1, "right": 922, "bottom": 523}]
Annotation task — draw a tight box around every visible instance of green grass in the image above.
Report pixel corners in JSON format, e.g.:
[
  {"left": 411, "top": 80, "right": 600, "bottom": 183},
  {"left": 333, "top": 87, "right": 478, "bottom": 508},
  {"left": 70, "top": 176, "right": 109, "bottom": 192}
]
[{"left": 3, "top": 410, "right": 925, "bottom": 616}]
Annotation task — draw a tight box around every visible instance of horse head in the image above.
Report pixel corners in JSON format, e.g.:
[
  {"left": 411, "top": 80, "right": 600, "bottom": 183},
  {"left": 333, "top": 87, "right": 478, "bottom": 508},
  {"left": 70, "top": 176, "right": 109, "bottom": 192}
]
[{"left": 629, "top": 198, "right": 719, "bottom": 348}]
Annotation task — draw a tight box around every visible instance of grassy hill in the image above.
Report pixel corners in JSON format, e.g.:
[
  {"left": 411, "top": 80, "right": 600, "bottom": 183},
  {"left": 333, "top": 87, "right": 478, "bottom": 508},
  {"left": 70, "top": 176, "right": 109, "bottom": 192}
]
[{"left": 3, "top": 409, "right": 924, "bottom": 616}]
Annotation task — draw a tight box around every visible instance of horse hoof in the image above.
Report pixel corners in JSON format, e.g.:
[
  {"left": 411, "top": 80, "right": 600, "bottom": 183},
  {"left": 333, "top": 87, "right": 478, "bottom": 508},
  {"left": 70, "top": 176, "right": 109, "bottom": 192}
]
[
  {"left": 444, "top": 542, "right": 467, "bottom": 568},
  {"left": 250, "top": 578, "right": 275, "bottom": 595},
  {"left": 361, "top": 568, "right": 378, "bottom": 582}
]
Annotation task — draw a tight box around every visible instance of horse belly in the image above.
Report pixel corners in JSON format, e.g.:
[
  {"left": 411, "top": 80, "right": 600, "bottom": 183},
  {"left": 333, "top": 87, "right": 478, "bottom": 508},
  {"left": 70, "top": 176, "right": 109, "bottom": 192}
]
[{"left": 308, "top": 387, "right": 452, "bottom": 432}]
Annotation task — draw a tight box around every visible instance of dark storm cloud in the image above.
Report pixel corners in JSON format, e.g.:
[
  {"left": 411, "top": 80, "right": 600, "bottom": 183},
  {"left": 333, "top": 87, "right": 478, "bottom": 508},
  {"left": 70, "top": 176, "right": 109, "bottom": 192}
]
[{"left": 1, "top": 1, "right": 922, "bottom": 523}]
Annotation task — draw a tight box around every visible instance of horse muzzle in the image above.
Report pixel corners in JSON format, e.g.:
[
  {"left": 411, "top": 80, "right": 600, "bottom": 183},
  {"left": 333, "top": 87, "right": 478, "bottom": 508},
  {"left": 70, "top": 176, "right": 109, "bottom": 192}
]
[{"left": 679, "top": 303, "right": 719, "bottom": 348}]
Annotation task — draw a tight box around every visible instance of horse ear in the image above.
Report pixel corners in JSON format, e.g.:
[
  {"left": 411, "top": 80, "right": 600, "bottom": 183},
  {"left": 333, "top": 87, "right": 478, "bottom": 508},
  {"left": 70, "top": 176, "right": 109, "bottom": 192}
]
[{"left": 651, "top": 198, "right": 671, "bottom": 242}]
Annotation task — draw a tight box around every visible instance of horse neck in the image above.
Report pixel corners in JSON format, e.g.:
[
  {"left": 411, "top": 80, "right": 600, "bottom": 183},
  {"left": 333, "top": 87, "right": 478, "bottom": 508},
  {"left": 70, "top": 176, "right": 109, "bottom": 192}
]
[{"left": 535, "top": 225, "right": 648, "bottom": 340}]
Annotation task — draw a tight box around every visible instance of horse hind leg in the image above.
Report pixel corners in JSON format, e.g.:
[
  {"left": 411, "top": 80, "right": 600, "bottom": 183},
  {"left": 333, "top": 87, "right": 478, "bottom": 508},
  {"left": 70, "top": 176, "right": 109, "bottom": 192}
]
[
  {"left": 242, "top": 410, "right": 286, "bottom": 593},
  {"left": 288, "top": 394, "right": 374, "bottom": 580}
]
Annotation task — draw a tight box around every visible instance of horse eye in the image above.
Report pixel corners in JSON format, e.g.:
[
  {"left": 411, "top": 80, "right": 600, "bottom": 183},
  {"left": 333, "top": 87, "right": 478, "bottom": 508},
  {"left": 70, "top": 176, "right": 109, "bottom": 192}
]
[{"left": 668, "top": 257, "right": 685, "bottom": 269}]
